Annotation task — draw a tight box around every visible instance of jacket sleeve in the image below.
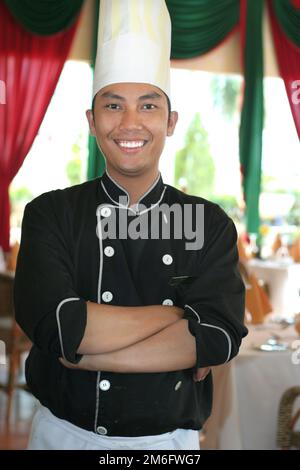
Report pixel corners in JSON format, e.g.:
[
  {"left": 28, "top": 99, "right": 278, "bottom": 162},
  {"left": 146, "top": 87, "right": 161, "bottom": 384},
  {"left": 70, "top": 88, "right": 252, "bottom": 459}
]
[
  {"left": 14, "top": 195, "right": 87, "bottom": 363},
  {"left": 178, "top": 205, "right": 247, "bottom": 368}
]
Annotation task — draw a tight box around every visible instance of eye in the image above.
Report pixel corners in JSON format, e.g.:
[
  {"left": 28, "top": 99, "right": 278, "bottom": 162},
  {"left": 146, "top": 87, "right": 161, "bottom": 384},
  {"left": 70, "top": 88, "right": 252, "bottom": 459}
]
[
  {"left": 105, "top": 103, "right": 121, "bottom": 110},
  {"left": 142, "top": 104, "right": 156, "bottom": 110}
]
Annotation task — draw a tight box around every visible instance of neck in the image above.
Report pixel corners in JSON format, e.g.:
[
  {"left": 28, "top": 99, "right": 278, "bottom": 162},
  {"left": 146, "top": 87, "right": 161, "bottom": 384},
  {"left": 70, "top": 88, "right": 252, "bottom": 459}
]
[{"left": 106, "top": 168, "right": 160, "bottom": 205}]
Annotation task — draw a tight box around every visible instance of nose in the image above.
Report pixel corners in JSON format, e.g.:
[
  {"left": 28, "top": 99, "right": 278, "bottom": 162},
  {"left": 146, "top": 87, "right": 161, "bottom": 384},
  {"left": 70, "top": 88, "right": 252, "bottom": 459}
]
[{"left": 119, "top": 109, "right": 143, "bottom": 131}]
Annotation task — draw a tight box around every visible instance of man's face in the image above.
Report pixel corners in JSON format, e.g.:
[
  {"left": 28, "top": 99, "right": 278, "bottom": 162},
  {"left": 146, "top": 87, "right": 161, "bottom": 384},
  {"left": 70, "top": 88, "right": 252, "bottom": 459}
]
[{"left": 86, "top": 83, "right": 178, "bottom": 178}]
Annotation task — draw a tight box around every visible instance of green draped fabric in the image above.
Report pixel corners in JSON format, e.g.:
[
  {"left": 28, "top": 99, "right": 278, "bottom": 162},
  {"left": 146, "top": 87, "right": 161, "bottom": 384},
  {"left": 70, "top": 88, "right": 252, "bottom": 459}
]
[
  {"left": 167, "top": 0, "right": 239, "bottom": 58},
  {"left": 87, "top": 0, "right": 106, "bottom": 181},
  {"left": 4, "top": 0, "right": 83, "bottom": 35},
  {"left": 87, "top": 134, "right": 106, "bottom": 181},
  {"left": 272, "top": 0, "right": 300, "bottom": 47},
  {"left": 239, "top": 0, "right": 264, "bottom": 235}
]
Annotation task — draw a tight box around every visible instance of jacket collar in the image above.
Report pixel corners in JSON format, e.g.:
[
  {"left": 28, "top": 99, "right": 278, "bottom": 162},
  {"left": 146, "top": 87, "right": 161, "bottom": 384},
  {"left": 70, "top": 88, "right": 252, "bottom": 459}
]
[{"left": 100, "top": 171, "right": 166, "bottom": 211}]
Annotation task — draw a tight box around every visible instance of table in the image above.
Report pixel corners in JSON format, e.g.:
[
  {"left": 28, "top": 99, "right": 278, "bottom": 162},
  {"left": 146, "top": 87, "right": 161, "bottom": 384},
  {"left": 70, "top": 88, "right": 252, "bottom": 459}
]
[
  {"left": 203, "top": 322, "right": 300, "bottom": 450},
  {"left": 248, "top": 259, "right": 300, "bottom": 317}
]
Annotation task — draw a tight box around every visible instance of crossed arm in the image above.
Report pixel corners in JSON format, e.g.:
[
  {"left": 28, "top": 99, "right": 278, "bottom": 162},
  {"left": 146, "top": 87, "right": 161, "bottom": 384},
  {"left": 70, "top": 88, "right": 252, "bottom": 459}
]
[
  {"left": 61, "top": 302, "right": 210, "bottom": 381},
  {"left": 77, "top": 301, "right": 185, "bottom": 355}
]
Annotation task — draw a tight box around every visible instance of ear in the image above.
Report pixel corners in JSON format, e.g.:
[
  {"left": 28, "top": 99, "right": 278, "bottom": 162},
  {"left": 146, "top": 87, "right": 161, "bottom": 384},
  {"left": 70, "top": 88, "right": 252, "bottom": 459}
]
[
  {"left": 167, "top": 111, "right": 178, "bottom": 137},
  {"left": 86, "top": 109, "right": 96, "bottom": 136}
]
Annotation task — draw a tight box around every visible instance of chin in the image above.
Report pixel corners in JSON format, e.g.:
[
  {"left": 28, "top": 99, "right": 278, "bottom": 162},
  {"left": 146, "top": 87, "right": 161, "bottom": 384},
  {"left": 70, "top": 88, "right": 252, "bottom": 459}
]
[
  {"left": 117, "top": 165, "right": 147, "bottom": 177},
  {"left": 112, "top": 159, "right": 149, "bottom": 175}
]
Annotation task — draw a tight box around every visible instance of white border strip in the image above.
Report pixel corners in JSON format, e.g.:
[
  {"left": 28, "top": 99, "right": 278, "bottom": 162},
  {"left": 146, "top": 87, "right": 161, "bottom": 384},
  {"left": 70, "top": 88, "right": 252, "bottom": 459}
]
[
  {"left": 185, "top": 304, "right": 201, "bottom": 323},
  {"left": 136, "top": 173, "right": 161, "bottom": 204},
  {"left": 94, "top": 205, "right": 105, "bottom": 432},
  {"left": 56, "top": 297, "right": 80, "bottom": 360},
  {"left": 101, "top": 181, "right": 129, "bottom": 210},
  {"left": 185, "top": 304, "right": 232, "bottom": 362},
  {"left": 138, "top": 186, "right": 167, "bottom": 215},
  {"left": 201, "top": 323, "right": 232, "bottom": 363},
  {"left": 106, "top": 170, "right": 130, "bottom": 201},
  {"left": 101, "top": 171, "right": 166, "bottom": 216}
]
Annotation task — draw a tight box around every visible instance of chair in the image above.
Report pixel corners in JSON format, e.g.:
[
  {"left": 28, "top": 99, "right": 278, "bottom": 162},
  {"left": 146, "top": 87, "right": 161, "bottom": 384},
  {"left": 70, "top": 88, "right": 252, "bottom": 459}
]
[
  {"left": 0, "top": 271, "right": 31, "bottom": 423},
  {"left": 239, "top": 261, "right": 273, "bottom": 324},
  {"left": 277, "top": 386, "right": 300, "bottom": 449}
]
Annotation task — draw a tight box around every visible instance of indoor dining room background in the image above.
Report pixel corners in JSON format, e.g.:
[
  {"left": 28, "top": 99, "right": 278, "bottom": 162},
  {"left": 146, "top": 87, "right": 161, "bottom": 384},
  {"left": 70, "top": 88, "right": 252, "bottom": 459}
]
[{"left": 1, "top": 0, "right": 300, "bottom": 450}]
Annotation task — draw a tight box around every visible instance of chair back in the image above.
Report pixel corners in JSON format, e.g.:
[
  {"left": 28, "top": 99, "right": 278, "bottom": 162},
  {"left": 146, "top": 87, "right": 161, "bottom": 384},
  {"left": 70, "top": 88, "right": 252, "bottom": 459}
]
[{"left": 277, "top": 386, "right": 300, "bottom": 449}]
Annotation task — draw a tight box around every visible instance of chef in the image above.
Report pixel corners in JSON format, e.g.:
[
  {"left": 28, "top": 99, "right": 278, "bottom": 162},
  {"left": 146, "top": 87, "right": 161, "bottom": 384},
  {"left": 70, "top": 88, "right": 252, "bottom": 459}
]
[{"left": 14, "top": 0, "right": 247, "bottom": 450}]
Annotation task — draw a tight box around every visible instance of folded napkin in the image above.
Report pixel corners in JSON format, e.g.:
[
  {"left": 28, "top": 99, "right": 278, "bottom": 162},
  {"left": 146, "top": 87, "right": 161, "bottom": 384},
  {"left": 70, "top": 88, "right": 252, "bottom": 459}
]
[
  {"left": 240, "top": 261, "right": 273, "bottom": 324},
  {"left": 237, "top": 237, "right": 251, "bottom": 263},
  {"left": 289, "top": 238, "right": 300, "bottom": 262},
  {"left": 272, "top": 235, "right": 300, "bottom": 262}
]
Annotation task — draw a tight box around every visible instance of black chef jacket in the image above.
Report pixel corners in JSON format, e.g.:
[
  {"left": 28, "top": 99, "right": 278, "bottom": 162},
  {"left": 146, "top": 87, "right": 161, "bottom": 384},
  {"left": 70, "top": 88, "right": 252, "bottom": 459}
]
[{"left": 14, "top": 172, "right": 247, "bottom": 437}]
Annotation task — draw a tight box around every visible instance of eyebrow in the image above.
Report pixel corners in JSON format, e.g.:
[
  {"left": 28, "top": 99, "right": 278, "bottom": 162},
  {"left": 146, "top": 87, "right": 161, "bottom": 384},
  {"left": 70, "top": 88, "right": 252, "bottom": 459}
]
[
  {"left": 100, "top": 92, "right": 125, "bottom": 100},
  {"left": 138, "top": 93, "right": 162, "bottom": 101},
  {"left": 99, "top": 91, "right": 163, "bottom": 101}
]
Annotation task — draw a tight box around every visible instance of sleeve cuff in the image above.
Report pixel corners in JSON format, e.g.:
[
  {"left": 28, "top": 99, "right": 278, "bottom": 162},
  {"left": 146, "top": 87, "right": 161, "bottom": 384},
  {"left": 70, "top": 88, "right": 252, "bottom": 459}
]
[
  {"left": 56, "top": 298, "right": 87, "bottom": 363},
  {"left": 184, "top": 305, "right": 232, "bottom": 367}
]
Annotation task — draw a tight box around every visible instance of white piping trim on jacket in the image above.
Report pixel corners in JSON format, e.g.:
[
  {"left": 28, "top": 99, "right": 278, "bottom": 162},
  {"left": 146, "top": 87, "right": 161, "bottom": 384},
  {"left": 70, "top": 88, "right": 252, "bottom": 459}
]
[
  {"left": 94, "top": 205, "right": 104, "bottom": 433},
  {"left": 106, "top": 169, "right": 161, "bottom": 206},
  {"left": 185, "top": 304, "right": 232, "bottom": 362},
  {"left": 94, "top": 371, "right": 101, "bottom": 433},
  {"left": 100, "top": 185, "right": 167, "bottom": 216},
  {"left": 137, "top": 173, "right": 161, "bottom": 204},
  {"left": 106, "top": 170, "right": 130, "bottom": 201},
  {"left": 185, "top": 304, "right": 201, "bottom": 323},
  {"left": 138, "top": 186, "right": 167, "bottom": 215},
  {"left": 101, "top": 181, "right": 130, "bottom": 210},
  {"left": 96, "top": 208, "right": 104, "bottom": 306},
  {"left": 201, "top": 323, "right": 232, "bottom": 362},
  {"left": 56, "top": 297, "right": 80, "bottom": 360},
  {"left": 101, "top": 171, "right": 166, "bottom": 215}
]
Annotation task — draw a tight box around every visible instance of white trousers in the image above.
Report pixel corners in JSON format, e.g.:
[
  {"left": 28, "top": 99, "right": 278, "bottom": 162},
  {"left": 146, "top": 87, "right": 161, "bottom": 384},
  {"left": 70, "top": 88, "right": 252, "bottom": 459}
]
[{"left": 27, "top": 404, "right": 200, "bottom": 450}]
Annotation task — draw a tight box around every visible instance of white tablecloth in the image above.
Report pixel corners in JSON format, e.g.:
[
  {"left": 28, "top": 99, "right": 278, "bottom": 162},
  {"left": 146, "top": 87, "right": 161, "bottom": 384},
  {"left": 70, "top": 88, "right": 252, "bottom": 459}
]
[
  {"left": 248, "top": 259, "right": 300, "bottom": 317},
  {"left": 203, "top": 323, "right": 300, "bottom": 450}
]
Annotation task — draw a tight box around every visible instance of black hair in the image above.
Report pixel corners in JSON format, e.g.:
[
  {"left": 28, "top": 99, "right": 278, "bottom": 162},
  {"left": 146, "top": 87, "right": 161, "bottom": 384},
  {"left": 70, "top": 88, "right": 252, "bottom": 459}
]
[{"left": 91, "top": 90, "right": 172, "bottom": 120}]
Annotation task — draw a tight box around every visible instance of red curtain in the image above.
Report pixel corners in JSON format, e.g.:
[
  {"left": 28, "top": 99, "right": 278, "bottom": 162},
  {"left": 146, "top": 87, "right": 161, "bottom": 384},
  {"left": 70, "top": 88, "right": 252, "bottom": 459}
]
[
  {"left": 268, "top": 0, "right": 300, "bottom": 141},
  {"left": 0, "top": 2, "right": 80, "bottom": 252}
]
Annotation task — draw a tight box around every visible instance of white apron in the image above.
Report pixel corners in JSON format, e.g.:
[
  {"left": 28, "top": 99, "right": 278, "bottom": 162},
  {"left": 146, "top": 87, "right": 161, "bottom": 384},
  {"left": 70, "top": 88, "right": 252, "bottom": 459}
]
[{"left": 27, "top": 404, "right": 200, "bottom": 451}]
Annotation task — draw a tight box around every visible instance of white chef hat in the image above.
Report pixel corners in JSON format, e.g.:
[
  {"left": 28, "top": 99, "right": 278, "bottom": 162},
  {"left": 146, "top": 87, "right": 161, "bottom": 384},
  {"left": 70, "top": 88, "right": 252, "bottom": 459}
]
[{"left": 93, "top": 0, "right": 171, "bottom": 99}]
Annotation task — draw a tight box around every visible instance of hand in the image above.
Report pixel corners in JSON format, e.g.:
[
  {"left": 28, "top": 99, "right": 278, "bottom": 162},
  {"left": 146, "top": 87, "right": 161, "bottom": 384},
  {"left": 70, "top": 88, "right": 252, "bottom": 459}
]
[
  {"left": 193, "top": 367, "right": 211, "bottom": 382},
  {"left": 59, "top": 355, "right": 104, "bottom": 371},
  {"left": 59, "top": 357, "right": 86, "bottom": 370}
]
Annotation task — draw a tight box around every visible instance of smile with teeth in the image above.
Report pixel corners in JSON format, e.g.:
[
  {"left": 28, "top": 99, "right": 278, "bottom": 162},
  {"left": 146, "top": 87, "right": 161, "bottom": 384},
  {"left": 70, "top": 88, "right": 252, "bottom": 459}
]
[{"left": 115, "top": 140, "right": 147, "bottom": 149}]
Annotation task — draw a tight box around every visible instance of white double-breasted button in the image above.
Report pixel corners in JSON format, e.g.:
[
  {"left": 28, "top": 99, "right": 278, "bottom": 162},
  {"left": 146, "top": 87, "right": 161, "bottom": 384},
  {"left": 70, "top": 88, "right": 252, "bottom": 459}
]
[
  {"left": 104, "top": 246, "right": 115, "bottom": 257},
  {"left": 162, "top": 254, "right": 173, "bottom": 265},
  {"left": 99, "top": 379, "right": 111, "bottom": 391},
  {"left": 162, "top": 299, "right": 174, "bottom": 306},
  {"left": 174, "top": 381, "right": 182, "bottom": 391},
  {"left": 102, "top": 291, "right": 113, "bottom": 303},
  {"left": 100, "top": 207, "right": 112, "bottom": 217},
  {"left": 96, "top": 426, "right": 108, "bottom": 435}
]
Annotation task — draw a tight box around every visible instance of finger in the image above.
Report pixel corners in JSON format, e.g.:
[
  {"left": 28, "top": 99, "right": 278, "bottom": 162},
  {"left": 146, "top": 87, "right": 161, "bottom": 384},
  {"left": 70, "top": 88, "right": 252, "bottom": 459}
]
[
  {"left": 59, "top": 357, "right": 77, "bottom": 369},
  {"left": 193, "top": 367, "right": 211, "bottom": 382},
  {"left": 193, "top": 371, "right": 208, "bottom": 382}
]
